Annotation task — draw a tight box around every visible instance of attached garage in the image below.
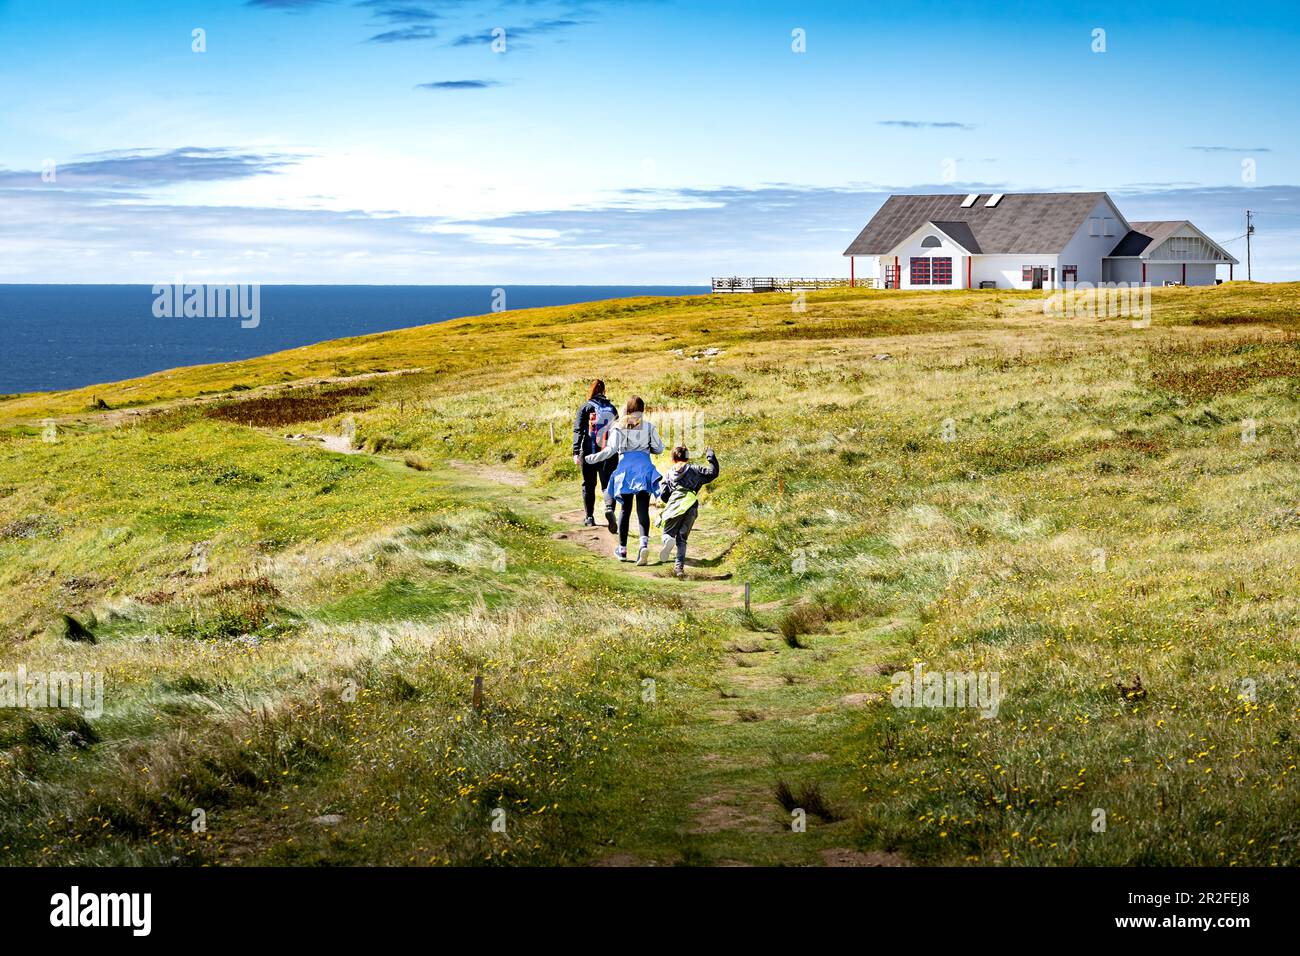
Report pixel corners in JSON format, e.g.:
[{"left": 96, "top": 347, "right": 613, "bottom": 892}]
[{"left": 1102, "top": 221, "right": 1238, "bottom": 286}]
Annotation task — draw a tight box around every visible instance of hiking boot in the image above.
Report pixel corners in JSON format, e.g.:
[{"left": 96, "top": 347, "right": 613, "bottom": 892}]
[
  {"left": 673, "top": 563, "right": 686, "bottom": 578},
  {"left": 614, "top": 545, "right": 627, "bottom": 561},
  {"left": 659, "top": 535, "right": 675, "bottom": 564},
  {"left": 605, "top": 509, "right": 617, "bottom": 534},
  {"left": 582, "top": 515, "right": 596, "bottom": 527}
]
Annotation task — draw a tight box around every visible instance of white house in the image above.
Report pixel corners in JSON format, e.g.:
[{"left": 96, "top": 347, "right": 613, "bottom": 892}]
[{"left": 843, "top": 192, "right": 1238, "bottom": 290}]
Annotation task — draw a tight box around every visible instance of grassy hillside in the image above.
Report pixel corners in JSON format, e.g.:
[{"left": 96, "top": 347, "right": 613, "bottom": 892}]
[{"left": 2, "top": 283, "right": 1299, "bottom": 866}]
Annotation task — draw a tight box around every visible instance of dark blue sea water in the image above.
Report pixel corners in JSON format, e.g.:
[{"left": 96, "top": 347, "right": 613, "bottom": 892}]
[{"left": 0, "top": 285, "right": 708, "bottom": 395}]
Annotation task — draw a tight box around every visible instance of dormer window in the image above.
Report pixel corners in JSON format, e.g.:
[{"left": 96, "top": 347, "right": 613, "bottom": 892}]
[{"left": 921, "top": 235, "right": 942, "bottom": 248}]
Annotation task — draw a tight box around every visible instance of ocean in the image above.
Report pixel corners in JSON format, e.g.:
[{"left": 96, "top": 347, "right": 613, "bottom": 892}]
[{"left": 0, "top": 284, "right": 709, "bottom": 395}]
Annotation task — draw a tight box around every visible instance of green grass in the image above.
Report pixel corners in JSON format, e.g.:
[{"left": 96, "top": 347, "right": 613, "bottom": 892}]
[{"left": 2, "top": 282, "right": 1299, "bottom": 865}]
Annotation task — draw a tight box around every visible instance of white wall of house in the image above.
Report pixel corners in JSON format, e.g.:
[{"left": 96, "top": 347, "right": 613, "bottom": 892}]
[
  {"left": 970, "top": 255, "right": 1058, "bottom": 290},
  {"left": 1103, "top": 259, "right": 1143, "bottom": 284},
  {"left": 881, "top": 224, "right": 972, "bottom": 289},
  {"left": 1147, "top": 262, "right": 1219, "bottom": 286},
  {"left": 1057, "top": 196, "right": 1128, "bottom": 285},
  {"left": 1103, "top": 260, "right": 1220, "bottom": 285}
]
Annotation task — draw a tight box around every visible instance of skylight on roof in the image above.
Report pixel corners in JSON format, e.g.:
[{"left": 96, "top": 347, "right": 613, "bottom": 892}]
[
  {"left": 985, "top": 193, "right": 1004, "bottom": 207},
  {"left": 960, "top": 194, "right": 978, "bottom": 208}
]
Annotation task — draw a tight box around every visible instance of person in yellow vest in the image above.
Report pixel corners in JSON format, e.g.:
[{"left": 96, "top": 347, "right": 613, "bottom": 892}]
[{"left": 656, "top": 445, "right": 719, "bottom": 577}]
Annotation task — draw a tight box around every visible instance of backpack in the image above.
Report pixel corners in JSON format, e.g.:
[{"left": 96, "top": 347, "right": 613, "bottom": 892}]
[{"left": 588, "top": 401, "right": 616, "bottom": 449}]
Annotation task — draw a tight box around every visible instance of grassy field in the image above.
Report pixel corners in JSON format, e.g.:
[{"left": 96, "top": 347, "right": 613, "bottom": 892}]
[{"left": 2, "top": 282, "right": 1298, "bottom": 866}]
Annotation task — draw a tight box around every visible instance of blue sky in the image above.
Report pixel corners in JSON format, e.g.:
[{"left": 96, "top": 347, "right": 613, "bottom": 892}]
[{"left": 1, "top": 0, "right": 1297, "bottom": 282}]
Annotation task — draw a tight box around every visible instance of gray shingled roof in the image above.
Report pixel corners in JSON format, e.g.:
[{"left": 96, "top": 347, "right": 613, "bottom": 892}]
[
  {"left": 1107, "top": 220, "right": 1184, "bottom": 257},
  {"left": 930, "top": 220, "right": 981, "bottom": 253},
  {"left": 843, "top": 192, "right": 1110, "bottom": 256}
]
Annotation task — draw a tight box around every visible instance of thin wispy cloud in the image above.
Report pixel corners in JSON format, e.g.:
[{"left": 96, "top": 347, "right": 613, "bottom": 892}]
[
  {"left": 245, "top": 0, "right": 334, "bottom": 10},
  {"left": 0, "top": 147, "right": 298, "bottom": 189},
  {"left": 359, "top": 1, "right": 440, "bottom": 21},
  {"left": 451, "top": 18, "right": 584, "bottom": 45},
  {"left": 879, "top": 120, "right": 975, "bottom": 130},
  {"left": 368, "top": 25, "right": 439, "bottom": 41},
  {"left": 415, "top": 80, "right": 501, "bottom": 90},
  {"left": 1187, "top": 145, "right": 1271, "bottom": 153}
]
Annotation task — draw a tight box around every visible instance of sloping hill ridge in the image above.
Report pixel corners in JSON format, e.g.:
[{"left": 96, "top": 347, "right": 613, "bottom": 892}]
[{"left": 2, "top": 284, "right": 1299, "bottom": 866}]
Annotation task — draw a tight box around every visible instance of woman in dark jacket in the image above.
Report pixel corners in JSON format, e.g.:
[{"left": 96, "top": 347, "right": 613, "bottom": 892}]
[{"left": 572, "top": 379, "right": 619, "bottom": 529}]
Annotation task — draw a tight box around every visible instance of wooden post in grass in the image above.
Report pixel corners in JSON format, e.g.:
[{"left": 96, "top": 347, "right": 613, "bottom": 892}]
[
  {"left": 473, "top": 675, "right": 483, "bottom": 710},
  {"left": 744, "top": 583, "right": 751, "bottom": 614},
  {"left": 549, "top": 421, "right": 555, "bottom": 443}
]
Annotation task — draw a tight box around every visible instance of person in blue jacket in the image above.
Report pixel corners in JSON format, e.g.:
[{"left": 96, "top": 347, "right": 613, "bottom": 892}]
[
  {"left": 584, "top": 395, "right": 664, "bottom": 564},
  {"left": 572, "top": 379, "right": 619, "bottom": 529},
  {"left": 656, "top": 445, "right": 720, "bottom": 577}
]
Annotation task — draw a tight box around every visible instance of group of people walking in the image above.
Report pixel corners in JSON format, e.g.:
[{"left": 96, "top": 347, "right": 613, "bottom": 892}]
[{"left": 572, "top": 380, "right": 719, "bottom": 577}]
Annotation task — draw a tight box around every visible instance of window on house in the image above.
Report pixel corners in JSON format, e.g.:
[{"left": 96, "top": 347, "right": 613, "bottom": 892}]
[
  {"left": 910, "top": 257, "right": 931, "bottom": 285},
  {"left": 1102, "top": 217, "right": 1115, "bottom": 237},
  {"left": 1022, "top": 266, "right": 1035, "bottom": 282},
  {"left": 1062, "top": 265, "right": 1078, "bottom": 282},
  {"left": 1089, "top": 217, "right": 1100, "bottom": 236},
  {"left": 921, "top": 235, "right": 942, "bottom": 248},
  {"left": 932, "top": 257, "right": 953, "bottom": 284}
]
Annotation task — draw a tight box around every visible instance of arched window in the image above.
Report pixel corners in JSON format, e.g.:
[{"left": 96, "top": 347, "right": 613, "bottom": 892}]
[{"left": 920, "top": 235, "right": 942, "bottom": 248}]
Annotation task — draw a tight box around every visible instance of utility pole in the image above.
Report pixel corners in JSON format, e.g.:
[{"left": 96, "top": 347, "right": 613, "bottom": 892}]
[{"left": 1246, "top": 210, "right": 1254, "bottom": 281}]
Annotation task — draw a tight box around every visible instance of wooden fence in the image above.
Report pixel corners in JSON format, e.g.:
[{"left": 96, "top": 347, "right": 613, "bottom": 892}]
[{"left": 710, "top": 276, "right": 876, "bottom": 293}]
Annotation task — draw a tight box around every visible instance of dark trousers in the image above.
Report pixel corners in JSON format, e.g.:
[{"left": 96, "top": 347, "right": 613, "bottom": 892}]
[
  {"left": 581, "top": 457, "right": 617, "bottom": 518},
  {"left": 664, "top": 507, "right": 698, "bottom": 565},
  {"left": 618, "top": 491, "right": 651, "bottom": 547}
]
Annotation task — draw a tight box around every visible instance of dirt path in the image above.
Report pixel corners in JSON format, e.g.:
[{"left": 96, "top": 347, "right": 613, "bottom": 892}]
[
  {"left": 415, "top": 456, "right": 908, "bottom": 866},
  {"left": 257, "top": 432, "right": 905, "bottom": 867}
]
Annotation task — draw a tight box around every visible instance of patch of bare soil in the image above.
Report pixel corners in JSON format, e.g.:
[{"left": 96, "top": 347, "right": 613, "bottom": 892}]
[
  {"left": 853, "top": 661, "right": 903, "bottom": 677},
  {"left": 281, "top": 433, "right": 362, "bottom": 455},
  {"left": 819, "top": 847, "right": 910, "bottom": 867},
  {"left": 551, "top": 507, "right": 621, "bottom": 560},
  {"left": 591, "top": 852, "right": 654, "bottom": 867},
  {"left": 839, "top": 692, "right": 882, "bottom": 707},
  {"left": 727, "top": 672, "right": 786, "bottom": 691},
  {"left": 447, "top": 459, "right": 531, "bottom": 488},
  {"left": 687, "top": 791, "right": 771, "bottom": 835}
]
